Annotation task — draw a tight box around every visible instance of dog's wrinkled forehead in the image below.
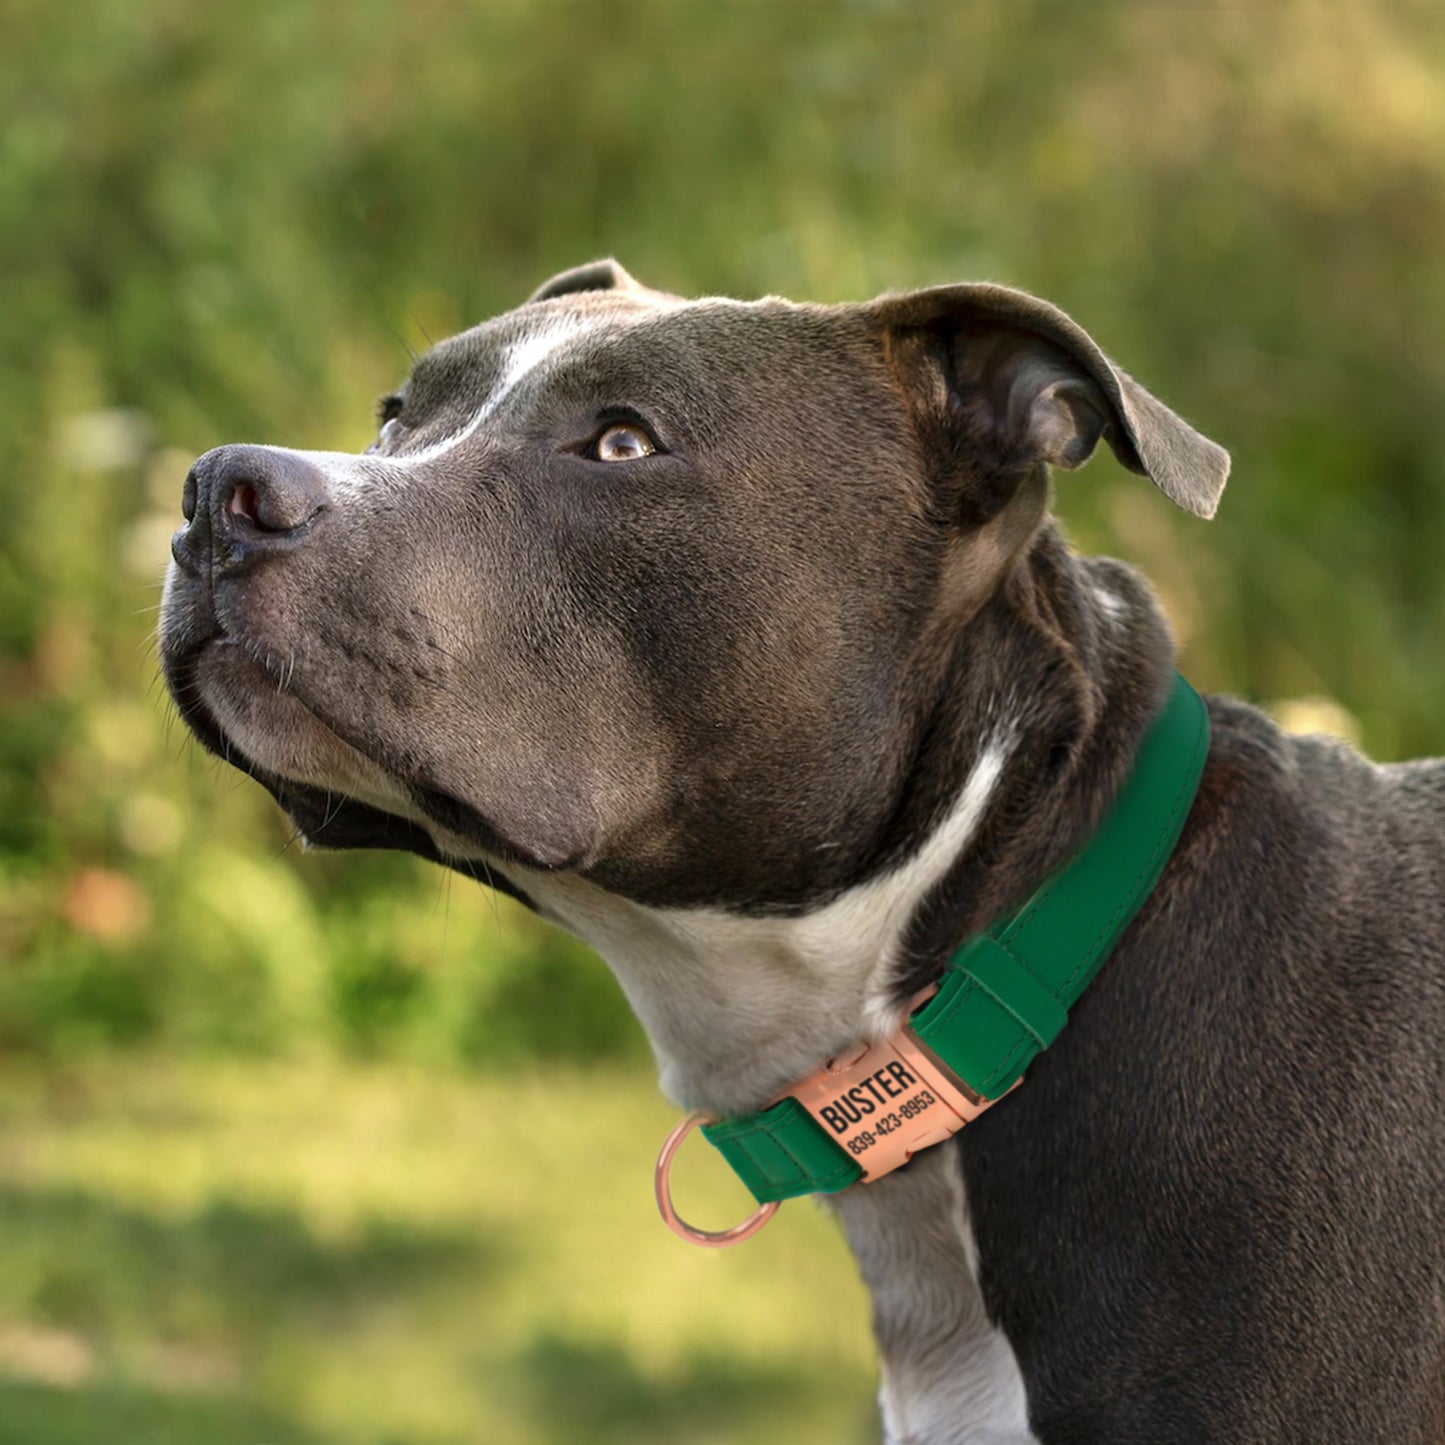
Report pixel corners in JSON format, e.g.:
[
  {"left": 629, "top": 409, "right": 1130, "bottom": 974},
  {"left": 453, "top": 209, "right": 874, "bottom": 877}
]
[{"left": 379, "top": 259, "right": 1229, "bottom": 526}]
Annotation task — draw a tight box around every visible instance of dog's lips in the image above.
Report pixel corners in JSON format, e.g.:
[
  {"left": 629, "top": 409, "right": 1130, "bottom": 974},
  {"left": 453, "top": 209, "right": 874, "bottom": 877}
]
[
  {"left": 168, "top": 646, "right": 440, "bottom": 860},
  {"left": 164, "top": 629, "right": 235, "bottom": 761}
]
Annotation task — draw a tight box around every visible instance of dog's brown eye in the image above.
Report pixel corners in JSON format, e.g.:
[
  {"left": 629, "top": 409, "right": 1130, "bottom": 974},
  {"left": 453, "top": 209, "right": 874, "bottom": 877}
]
[{"left": 595, "top": 423, "right": 655, "bottom": 462}]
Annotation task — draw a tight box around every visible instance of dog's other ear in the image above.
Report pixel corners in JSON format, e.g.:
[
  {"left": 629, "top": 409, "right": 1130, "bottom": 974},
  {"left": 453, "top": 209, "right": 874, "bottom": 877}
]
[
  {"left": 527, "top": 258, "right": 641, "bottom": 303},
  {"left": 870, "top": 283, "right": 1229, "bottom": 520}
]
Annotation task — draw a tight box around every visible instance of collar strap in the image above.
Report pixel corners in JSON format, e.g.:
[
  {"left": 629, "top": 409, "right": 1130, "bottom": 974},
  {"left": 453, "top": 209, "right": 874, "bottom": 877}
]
[{"left": 687, "top": 672, "right": 1209, "bottom": 1213}]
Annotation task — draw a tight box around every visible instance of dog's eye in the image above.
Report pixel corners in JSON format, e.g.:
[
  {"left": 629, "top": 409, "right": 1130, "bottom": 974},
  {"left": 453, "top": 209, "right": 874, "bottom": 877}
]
[{"left": 594, "top": 422, "right": 656, "bottom": 463}]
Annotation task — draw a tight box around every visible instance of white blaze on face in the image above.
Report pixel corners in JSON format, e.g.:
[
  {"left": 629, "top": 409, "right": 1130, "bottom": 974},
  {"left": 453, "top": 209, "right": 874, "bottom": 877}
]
[
  {"left": 393, "top": 314, "right": 601, "bottom": 467},
  {"left": 264, "top": 312, "right": 613, "bottom": 502}
]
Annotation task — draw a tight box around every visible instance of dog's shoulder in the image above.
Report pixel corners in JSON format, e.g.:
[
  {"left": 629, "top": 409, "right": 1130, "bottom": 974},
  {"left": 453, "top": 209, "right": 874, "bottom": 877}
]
[{"left": 1212, "top": 689, "right": 1443, "bottom": 834}]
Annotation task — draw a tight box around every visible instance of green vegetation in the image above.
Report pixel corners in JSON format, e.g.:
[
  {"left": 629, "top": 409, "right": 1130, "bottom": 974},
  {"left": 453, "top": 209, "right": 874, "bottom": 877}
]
[{"left": 2, "top": 1, "right": 1444, "bottom": 1439}]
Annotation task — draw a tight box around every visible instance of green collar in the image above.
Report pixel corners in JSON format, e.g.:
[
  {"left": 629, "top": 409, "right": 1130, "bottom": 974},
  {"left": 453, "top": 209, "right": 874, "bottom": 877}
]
[{"left": 698, "top": 672, "right": 1209, "bottom": 1207}]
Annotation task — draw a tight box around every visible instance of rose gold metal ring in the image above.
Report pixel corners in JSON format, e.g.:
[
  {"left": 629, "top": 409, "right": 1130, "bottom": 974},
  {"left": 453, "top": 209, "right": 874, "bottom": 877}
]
[{"left": 654, "top": 1110, "right": 780, "bottom": 1247}]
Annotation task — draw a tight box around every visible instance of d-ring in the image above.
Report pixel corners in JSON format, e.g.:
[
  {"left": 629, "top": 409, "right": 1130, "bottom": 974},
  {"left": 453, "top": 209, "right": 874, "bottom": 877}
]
[{"left": 654, "top": 1111, "right": 780, "bottom": 1247}]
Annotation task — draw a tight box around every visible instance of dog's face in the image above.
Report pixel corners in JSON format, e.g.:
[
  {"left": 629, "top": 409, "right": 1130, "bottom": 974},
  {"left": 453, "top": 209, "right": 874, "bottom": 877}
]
[{"left": 160, "top": 261, "right": 1226, "bottom": 911}]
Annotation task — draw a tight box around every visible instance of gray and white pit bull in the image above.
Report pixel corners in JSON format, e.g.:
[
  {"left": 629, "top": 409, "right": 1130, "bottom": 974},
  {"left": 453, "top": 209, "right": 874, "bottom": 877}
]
[{"left": 160, "top": 260, "right": 1445, "bottom": 1444}]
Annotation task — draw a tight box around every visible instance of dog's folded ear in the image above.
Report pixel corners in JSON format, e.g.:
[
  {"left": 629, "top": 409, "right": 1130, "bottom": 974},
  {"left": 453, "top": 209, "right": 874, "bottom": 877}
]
[
  {"left": 527, "top": 258, "right": 641, "bottom": 303},
  {"left": 870, "top": 284, "right": 1229, "bottom": 520}
]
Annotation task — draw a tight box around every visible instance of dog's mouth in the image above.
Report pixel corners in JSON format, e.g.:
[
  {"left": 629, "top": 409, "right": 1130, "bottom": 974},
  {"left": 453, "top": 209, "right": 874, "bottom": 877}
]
[
  {"left": 162, "top": 628, "right": 539, "bottom": 897},
  {"left": 166, "top": 631, "right": 451, "bottom": 851}
]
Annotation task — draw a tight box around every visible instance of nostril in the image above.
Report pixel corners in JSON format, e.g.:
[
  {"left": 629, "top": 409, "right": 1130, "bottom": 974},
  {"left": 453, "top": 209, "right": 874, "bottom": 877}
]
[
  {"left": 228, "top": 482, "right": 262, "bottom": 526},
  {"left": 201, "top": 444, "right": 330, "bottom": 551},
  {"left": 182, "top": 469, "right": 198, "bottom": 523}
]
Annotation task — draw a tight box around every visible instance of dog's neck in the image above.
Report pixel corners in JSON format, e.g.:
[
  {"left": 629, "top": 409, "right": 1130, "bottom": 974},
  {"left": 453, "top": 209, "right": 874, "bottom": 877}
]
[{"left": 504, "top": 529, "right": 1175, "bottom": 1118}]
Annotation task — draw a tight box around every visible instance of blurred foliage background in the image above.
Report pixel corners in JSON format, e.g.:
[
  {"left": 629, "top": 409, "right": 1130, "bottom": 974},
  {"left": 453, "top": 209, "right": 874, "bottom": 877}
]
[{"left": 2, "top": 1, "right": 1443, "bottom": 1441}]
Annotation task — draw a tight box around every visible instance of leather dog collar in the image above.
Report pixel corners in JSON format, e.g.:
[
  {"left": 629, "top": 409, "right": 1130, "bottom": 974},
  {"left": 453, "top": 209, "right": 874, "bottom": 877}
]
[{"left": 655, "top": 672, "right": 1210, "bottom": 1246}]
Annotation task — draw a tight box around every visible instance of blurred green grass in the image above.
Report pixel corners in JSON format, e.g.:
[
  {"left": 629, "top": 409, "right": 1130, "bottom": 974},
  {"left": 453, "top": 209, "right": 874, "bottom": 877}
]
[
  {"left": 3, "top": 0, "right": 1445, "bottom": 1439},
  {"left": 0, "top": 1057, "right": 876, "bottom": 1444}
]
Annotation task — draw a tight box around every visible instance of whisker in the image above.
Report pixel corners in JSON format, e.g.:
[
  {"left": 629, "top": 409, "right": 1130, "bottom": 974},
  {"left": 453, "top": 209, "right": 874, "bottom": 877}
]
[
  {"left": 406, "top": 307, "right": 434, "bottom": 349},
  {"left": 382, "top": 321, "right": 418, "bottom": 365},
  {"left": 319, "top": 788, "right": 345, "bottom": 832}
]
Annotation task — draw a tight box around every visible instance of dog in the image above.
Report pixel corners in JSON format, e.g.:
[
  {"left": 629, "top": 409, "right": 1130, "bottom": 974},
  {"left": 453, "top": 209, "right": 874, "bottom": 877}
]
[{"left": 160, "top": 260, "right": 1445, "bottom": 1443}]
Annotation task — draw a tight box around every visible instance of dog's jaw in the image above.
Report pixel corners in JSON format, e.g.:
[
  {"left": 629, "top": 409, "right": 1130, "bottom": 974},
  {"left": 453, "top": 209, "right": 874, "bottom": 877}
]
[{"left": 193, "top": 640, "right": 417, "bottom": 813}]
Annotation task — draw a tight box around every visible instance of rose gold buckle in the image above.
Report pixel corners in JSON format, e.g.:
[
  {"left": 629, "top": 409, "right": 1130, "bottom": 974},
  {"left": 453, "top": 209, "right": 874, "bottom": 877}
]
[
  {"left": 788, "top": 987, "right": 994, "bottom": 1182},
  {"left": 654, "top": 1111, "right": 780, "bottom": 1247}
]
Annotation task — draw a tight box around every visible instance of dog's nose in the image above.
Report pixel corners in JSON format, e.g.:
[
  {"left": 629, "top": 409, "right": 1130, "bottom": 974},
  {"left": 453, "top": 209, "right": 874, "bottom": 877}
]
[{"left": 173, "top": 444, "right": 330, "bottom": 573}]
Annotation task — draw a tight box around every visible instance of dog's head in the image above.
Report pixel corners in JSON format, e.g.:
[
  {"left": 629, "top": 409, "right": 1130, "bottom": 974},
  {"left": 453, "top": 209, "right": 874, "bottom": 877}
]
[{"left": 160, "top": 261, "right": 1226, "bottom": 911}]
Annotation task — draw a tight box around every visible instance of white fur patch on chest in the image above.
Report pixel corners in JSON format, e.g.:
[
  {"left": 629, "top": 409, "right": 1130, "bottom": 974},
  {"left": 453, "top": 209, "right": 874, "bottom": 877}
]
[{"left": 461, "top": 690, "right": 1026, "bottom": 1442}]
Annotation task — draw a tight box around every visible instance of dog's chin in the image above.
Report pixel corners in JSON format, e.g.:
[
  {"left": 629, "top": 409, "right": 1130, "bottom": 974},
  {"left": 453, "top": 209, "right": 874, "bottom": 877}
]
[
  {"left": 194, "top": 639, "right": 423, "bottom": 822},
  {"left": 168, "top": 640, "right": 539, "bottom": 902}
]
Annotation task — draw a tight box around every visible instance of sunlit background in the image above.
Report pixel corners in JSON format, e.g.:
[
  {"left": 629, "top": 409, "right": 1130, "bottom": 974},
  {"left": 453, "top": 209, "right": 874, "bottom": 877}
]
[{"left": 3, "top": 3, "right": 1444, "bottom": 1442}]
